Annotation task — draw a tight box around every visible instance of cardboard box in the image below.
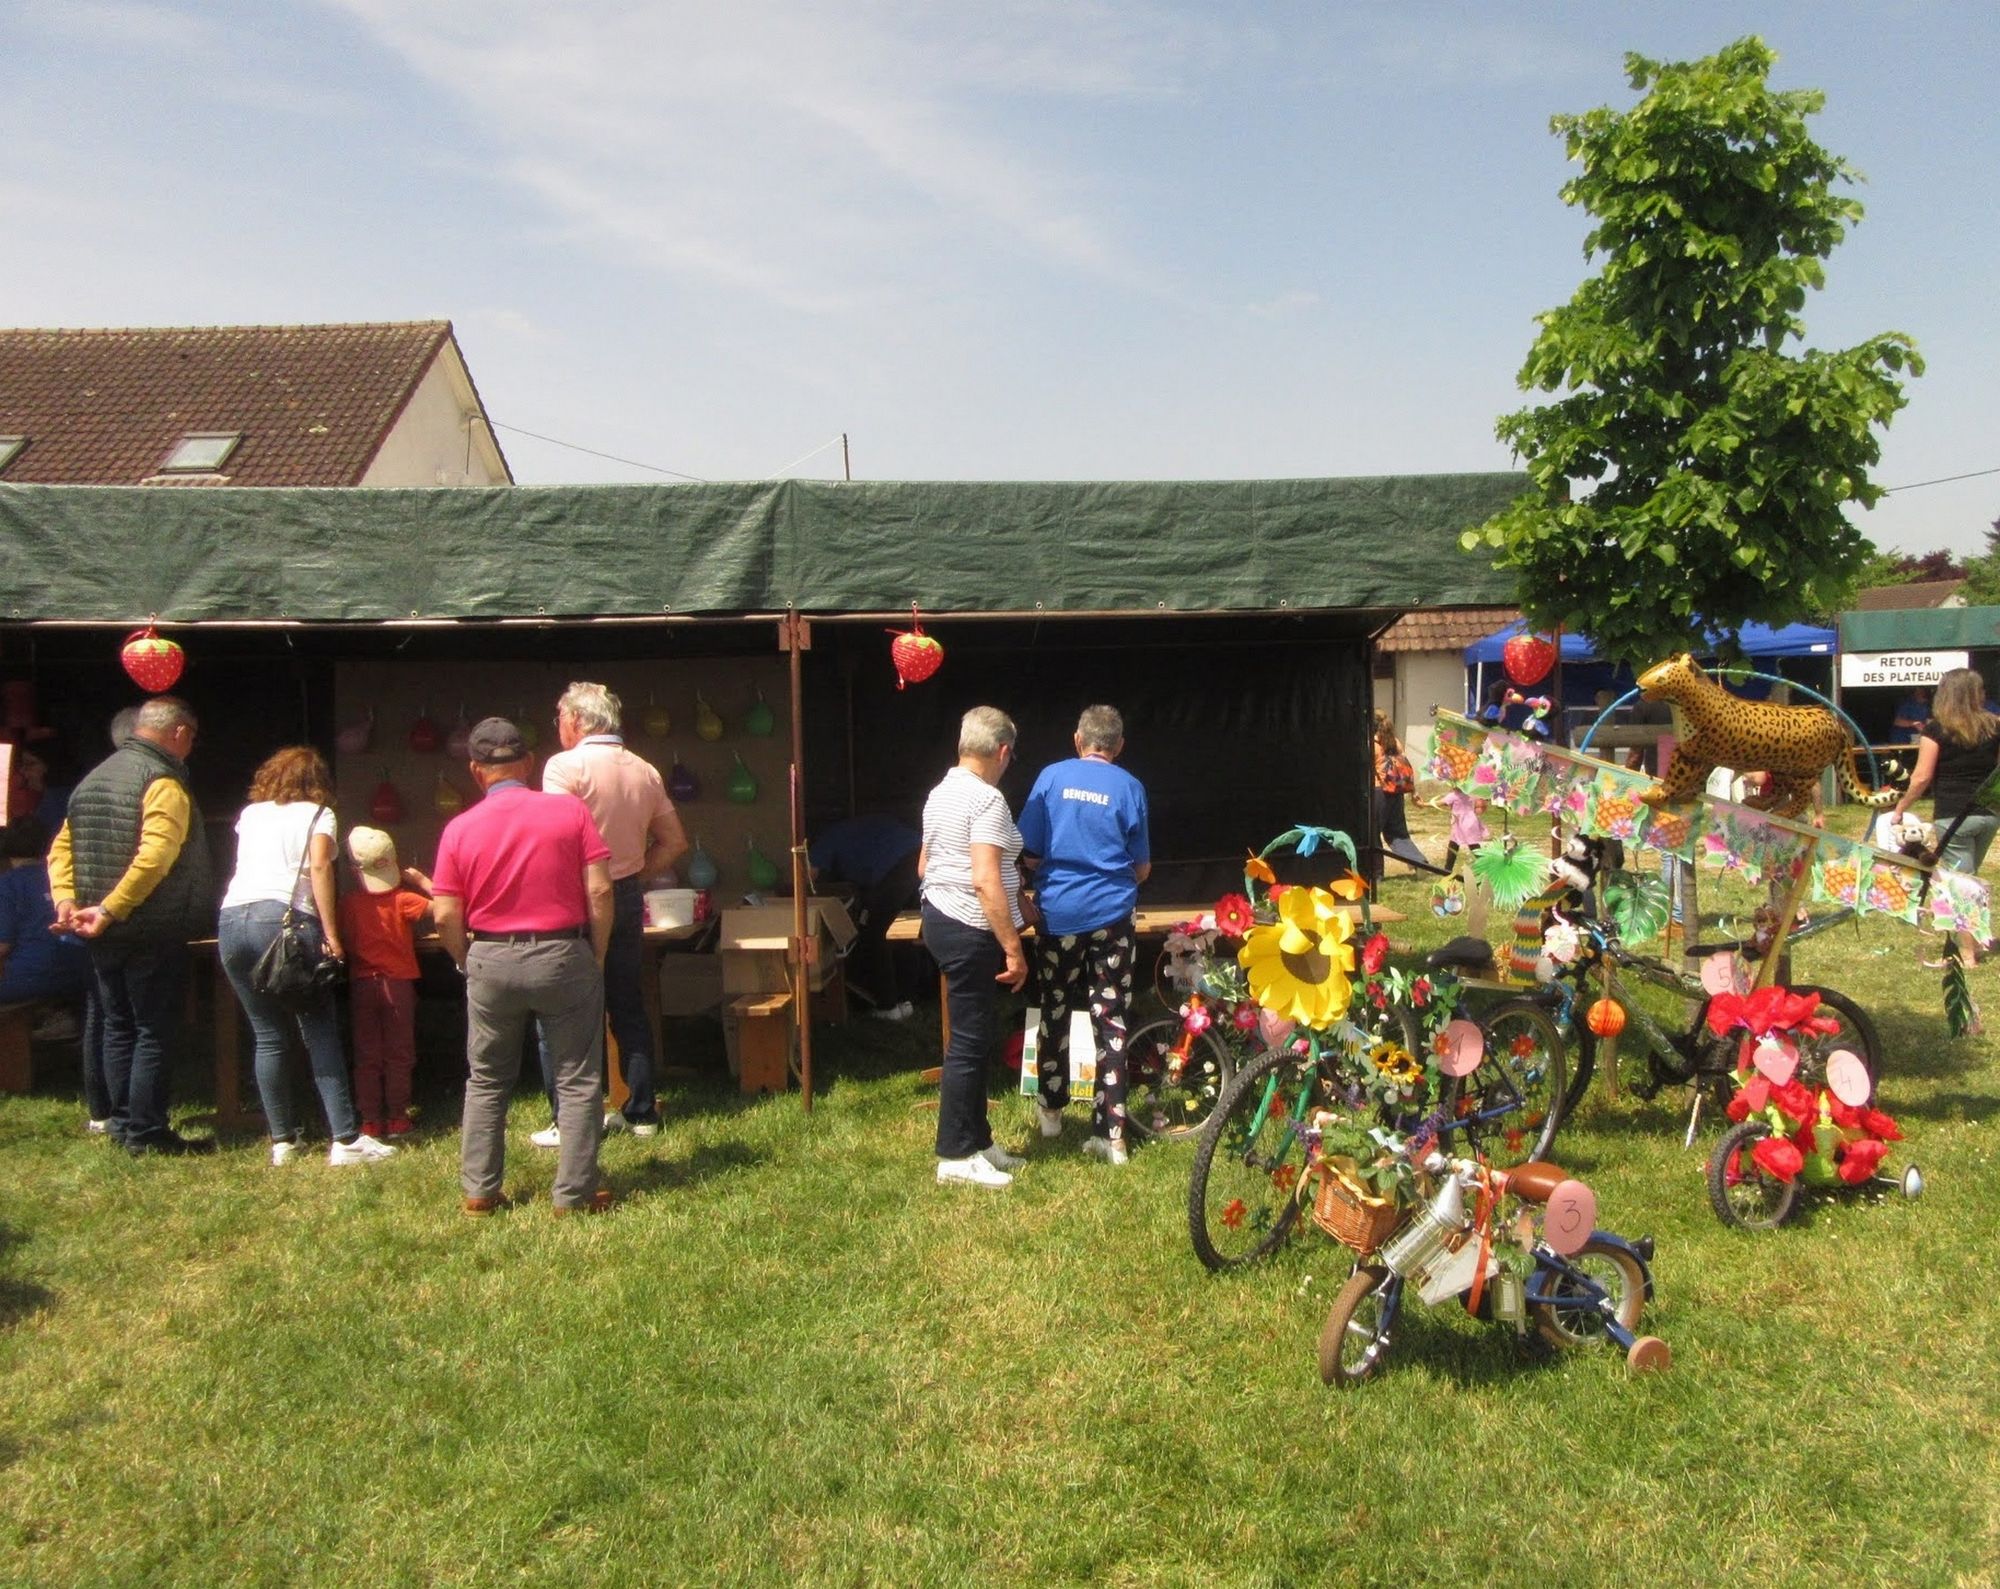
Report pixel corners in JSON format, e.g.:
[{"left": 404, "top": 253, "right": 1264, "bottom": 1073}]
[
  {"left": 656, "top": 952, "right": 725, "bottom": 1017},
  {"left": 720, "top": 899, "right": 856, "bottom": 995}
]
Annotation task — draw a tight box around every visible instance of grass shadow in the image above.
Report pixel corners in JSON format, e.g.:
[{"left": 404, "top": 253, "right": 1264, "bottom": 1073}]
[
  {"left": 0, "top": 1221, "right": 54, "bottom": 1330},
  {"left": 614, "top": 1140, "right": 765, "bottom": 1197}
]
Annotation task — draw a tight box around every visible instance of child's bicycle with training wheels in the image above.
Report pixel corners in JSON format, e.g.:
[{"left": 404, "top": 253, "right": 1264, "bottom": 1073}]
[{"left": 1317, "top": 1153, "right": 1670, "bottom": 1387}]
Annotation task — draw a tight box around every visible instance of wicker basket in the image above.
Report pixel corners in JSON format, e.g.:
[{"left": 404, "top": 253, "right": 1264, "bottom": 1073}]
[{"left": 1311, "top": 1160, "right": 1404, "bottom": 1254}]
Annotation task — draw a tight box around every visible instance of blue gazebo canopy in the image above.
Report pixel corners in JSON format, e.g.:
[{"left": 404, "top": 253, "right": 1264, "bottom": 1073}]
[{"left": 1463, "top": 618, "right": 1837, "bottom": 665}]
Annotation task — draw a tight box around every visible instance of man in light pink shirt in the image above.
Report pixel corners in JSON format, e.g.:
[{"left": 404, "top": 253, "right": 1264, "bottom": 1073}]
[{"left": 536, "top": 681, "right": 688, "bottom": 1137}]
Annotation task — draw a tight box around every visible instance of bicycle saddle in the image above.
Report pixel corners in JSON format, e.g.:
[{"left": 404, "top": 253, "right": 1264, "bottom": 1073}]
[
  {"left": 1501, "top": 1161, "right": 1568, "bottom": 1204},
  {"left": 1426, "top": 936, "right": 1496, "bottom": 972}
]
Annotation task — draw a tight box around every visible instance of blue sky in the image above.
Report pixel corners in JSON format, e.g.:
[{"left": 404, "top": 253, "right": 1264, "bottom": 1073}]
[{"left": 5, "top": 1, "right": 1993, "bottom": 554}]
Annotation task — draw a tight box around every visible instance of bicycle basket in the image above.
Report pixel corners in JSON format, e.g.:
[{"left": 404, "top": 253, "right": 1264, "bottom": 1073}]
[{"left": 1311, "top": 1160, "right": 1404, "bottom": 1254}]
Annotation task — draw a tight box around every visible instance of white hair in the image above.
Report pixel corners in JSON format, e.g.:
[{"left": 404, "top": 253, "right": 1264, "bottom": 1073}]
[
  {"left": 1076, "top": 705, "right": 1123, "bottom": 752},
  {"left": 558, "top": 681, "right": 621, "bottom": 735},
  {"left": 958, "top": 706, "right": 1017, "bottom": 758}
]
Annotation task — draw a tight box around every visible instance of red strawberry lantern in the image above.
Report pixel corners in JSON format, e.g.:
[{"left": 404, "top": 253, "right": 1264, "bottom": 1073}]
[
  {"left": 120, "top": 626, "right": 185, "bottom": 693},
  {"left": 1502, "top": 631, "right": 1556, "bottom": 687},
  {"left": 889, "top": 605, "right": 944, "bottom": 691}
]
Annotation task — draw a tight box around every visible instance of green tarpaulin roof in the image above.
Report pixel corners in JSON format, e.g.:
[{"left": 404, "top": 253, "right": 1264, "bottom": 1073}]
[
  {"left": 0, "top": 474, "right": 1523, "bottom": 623},
  {"left": 1838, "top": 606, "right": 2000, "bottom": 653}
]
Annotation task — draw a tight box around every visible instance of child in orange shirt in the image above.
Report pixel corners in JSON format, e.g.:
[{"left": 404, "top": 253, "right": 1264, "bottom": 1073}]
[{"left": 339, "top": 827, "right": 433, "bottom": 1137}]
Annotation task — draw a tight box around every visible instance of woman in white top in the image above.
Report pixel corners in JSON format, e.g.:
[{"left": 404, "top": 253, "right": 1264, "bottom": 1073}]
[
  {"left": 217, "top": 747, "right": 391, "bottom": 1167},
  {"left": 919, "top": 706, "right": 1030, "bottom": 1189}
]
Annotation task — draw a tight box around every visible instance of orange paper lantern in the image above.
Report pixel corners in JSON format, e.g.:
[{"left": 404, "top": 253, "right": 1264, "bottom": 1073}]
[{"left": 1586, "top": 999, "right": 1627, "bottom": 1038}]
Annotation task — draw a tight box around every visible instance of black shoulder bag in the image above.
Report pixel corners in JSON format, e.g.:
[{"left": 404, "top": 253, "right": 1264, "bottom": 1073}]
[{"left": 249, "top": 805, "right": 346, "bottom": 1009}]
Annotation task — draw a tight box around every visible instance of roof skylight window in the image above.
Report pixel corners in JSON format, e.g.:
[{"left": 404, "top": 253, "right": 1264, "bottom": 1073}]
[
  {"left": 160, "top": 432, "right": 240, "bottom": 472},
  {"left": 0, "top": 436, "right": 24, "bottom": 472}
]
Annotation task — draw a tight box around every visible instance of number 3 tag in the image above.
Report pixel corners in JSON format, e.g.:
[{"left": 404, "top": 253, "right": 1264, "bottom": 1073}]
[{"left": 1543, "top": 1179, "right": 1597, "bottom": 1256}]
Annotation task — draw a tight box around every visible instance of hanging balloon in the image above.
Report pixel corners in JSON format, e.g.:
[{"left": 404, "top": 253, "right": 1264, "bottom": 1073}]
[
  {"left": 668, "top": 758, "right": 699, "bottom": 803},
  {"left": 119, "top": 626, "right": 186, "bottom": 693},
  {"left": 369, "top": 773, "right": 405, "bottom": 825},
  {"left": 695, "top": 691, "right": 724, "bottom": 742},
  {"left": 433, "top": 774, "right": 464, "bottom": 816},
  {"left": 743, "top": 689, "right": 776, "bottom": 738},
  {"left": 746, "top": 836, "right": 780, "bottom": 890},
  {"left": 643, "top": 693, "right": 671, "bottom": 739},
  {"left": 888, "top": 605, "right": 943, "bottom": 690},
  {"left": 408, "top": 706, "right": 441, "bottom": 754},
  {"left": 335, "top": 706, "right": 375, "bottom": 757},
  {"left": 727, "top": 753, "right": 758, "bottom": 805},
  {"left": 686, "top": 836, "right": 719, "bottom": 890},
  {"left": 1502, "top": 632, "right": 1557, "bottom": 687},
  {"left": 444, "top": 703, "right": 473, "bottom": 761}
]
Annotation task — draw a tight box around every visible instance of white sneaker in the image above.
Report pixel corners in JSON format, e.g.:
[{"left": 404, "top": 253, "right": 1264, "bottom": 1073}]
[
  {"left": 982, "top": 1143, "right": 1026, "bottom": 1172},
  {"left": 530, "top": 1124, "right": 562, "bottom": 1149},
  {"left": 1081, "top": 1136, "right": 1130, "bottom": 1167},
  {"left": 869, "top": 1001, "right": 915, "bottom": 1022},
  {"left": 270, "top": 1139, "right": 300, "bottom": 1167},
  {"left": 602, "top": 1112, "right": 629, "bottom": 1135},
  {"left": 936, "top": 1154, "right": 1012, "bottom": 1188},
  {"left": 86, "top": 1118, "right": 111, "bottom": 1136},
  {"left": 630, "top": 1119, "right": 660, "bottom": 1139},
  {"left": 329, "top": 1134, "right": 396, "bottom": 1166},
  {"left": 1037, "top": 1104, "right": 1064, "bottom": 1139}
]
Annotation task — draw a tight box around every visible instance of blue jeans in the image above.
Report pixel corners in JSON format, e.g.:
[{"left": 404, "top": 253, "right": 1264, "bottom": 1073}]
[
  {"left": 89, "top": 939, "right": 188, "bottom": 1146},
  {"left": 219, "top": 902, "right": 358, "bottom": 1142},
  {"left": 921, "top": 904, "right": 1002, "bottom": 1160},
  {"left": 1940, "top": 810, "right": 2000, "bottom": 877},
  {"left": 539, "top": 878, "right": 655, "bottom": 1121}
]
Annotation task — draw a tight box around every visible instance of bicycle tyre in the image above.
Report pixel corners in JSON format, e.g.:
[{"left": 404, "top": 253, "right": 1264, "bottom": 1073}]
[
  {"left": 1531, "top": 1238, "right": 1645, "bottom": 1351},
  {"left": 1706, "top": 1119, "right": 1800, "bottom": 1231},
  {"left": 1318, "top": 1263, "right": 1396, "bottom": 1388},
  {"left": 1123, "top": 1018, "right": 1236, "bottom": 1143},
  {"left": 1186, "top": 1046, "right": 1329, "bottom": 1271},
  {"left": 1447, "top": 999, "right": 1566, "bottom": 1166}
]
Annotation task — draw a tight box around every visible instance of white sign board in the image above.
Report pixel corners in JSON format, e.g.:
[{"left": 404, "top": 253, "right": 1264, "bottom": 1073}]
[{"left": 1839, "top": 650, "right": 1968, "bottom": 689}]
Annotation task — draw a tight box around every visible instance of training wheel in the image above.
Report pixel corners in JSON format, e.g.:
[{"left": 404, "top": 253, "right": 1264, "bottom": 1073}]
[
  {"left": 1626, "top": 1336, "right": 1672, "bottom": 1375},
  {"left": 1901, "top": 1165, "right": 1925, "bottom": 1200}
]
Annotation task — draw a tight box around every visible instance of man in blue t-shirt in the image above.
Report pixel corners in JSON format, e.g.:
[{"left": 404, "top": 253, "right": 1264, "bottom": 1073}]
[{"left": 1017, "top": 705, "right": 1151, "bottom": 1165}]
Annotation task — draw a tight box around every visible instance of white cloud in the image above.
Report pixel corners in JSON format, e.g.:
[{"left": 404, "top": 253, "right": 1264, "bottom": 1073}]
[{"left": 317, "top": 0, "right": 1229, "bottom": 310}]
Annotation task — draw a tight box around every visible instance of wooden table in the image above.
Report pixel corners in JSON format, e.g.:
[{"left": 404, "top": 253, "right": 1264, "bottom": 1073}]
[{"left": 200, "top": 922, "right": 709, "bottom": 1132}]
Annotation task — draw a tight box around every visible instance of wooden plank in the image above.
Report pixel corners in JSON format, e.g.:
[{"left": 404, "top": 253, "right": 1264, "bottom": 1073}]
[{"left": 885, "top": 899, "right": 1401, "bottom": 944}]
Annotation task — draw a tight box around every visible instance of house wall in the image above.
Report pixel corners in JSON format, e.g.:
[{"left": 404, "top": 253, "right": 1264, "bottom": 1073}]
[
  {"left": 359, "top": 346, "right": 510, "bottom": 487},
  {"left": 1389, "top": 651, "right": 1470, "bottom": 762}
]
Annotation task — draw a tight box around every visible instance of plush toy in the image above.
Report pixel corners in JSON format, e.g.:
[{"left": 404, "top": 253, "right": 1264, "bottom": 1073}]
[{"left": 1634, "top": 654, "right": 1896, "bottom": 819}]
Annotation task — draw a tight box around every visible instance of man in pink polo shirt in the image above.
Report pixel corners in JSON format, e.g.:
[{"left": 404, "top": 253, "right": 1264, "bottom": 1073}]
[
  {"left": 531, "top": 680, "right": 687, "bottom": 1142},
  {"left": 432, "top": 718, "right": 615, "bottom": 1216}
]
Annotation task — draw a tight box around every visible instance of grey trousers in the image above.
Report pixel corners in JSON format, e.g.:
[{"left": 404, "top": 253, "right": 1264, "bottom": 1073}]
[{"left": 461, "top": 938, "right": 605, "bottom": 1208}]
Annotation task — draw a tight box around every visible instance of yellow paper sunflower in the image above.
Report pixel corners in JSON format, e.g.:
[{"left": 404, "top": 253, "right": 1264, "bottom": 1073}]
[{"left": 1238, "top": 886, "right": 1357, "bottom": 1028}]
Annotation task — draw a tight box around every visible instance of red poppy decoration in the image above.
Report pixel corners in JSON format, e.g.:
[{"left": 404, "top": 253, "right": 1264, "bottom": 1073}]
[
  {"left": 1360, "top": 931, "right": 1389, "bottom": 975},
  {"left": 1220, "top": 1198, "right": 1247, "bottom": 1230},
  {"left": 1860, "top": 1107, "right": 1903, "bottom": 1142},
  {"left": 888, "top": 604, "right": 944, "bottom": 690},
  {"left": 119, "top": 626, "right": 185, "bottom": 693},
  {"left": 1836, "top": 1138, "right": 1890, "bottom": 1185},
  {"left": 1214, "top": 893, "right": 1255, "bottom": 938},
  {"left": 1750, "top": 1135, "right": 1804, "bottom": 1183},
  {"left": 1501, "top": 631, "right": 1556, "bottom": 687}
]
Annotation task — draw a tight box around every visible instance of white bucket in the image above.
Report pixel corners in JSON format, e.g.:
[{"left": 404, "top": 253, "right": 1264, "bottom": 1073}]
[{"left": 644, "top": 888, "right": 698, "bottom": 929}]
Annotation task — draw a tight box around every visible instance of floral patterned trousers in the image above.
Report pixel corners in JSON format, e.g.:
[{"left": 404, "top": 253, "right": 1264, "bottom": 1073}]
[{"left": 1035, "top": 920, "right": 1137, "bottom": 1141}]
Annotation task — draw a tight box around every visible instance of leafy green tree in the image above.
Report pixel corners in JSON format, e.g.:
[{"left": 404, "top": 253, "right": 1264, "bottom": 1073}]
[
  {"left": 1960, "top": 521, "right": 2000, "bottom": 606},
  {"left": 1466, "top": 37, "right": 1921, "bottom": 665}
]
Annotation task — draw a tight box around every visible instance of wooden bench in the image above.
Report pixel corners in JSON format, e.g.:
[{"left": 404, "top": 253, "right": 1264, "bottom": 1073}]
[{"left": 729, "top": 992, "right": 794, "bottom": 1095}]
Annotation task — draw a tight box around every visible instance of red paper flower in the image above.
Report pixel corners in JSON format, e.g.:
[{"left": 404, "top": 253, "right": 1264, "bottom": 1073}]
[
  {"left": 1231, "top": 1003, "right": 1259, "bottom": 1033},
  {"left": 1511, "top": 1032, "right": 1537, "bottom": 1059},
  {"left": 1750, "top": 1136, "right": 1804, "bottom": 1183},
  {"left": 1725, "top": 1091, "right": 1753, "bottom": 1123},
  {"left": 1361, "top": 932, "right": 1389, "bottom": 975},
  {"left": 1836, "top": 1138, "right": 1889, "bottom": 1185},
  {"left": 1411, "top": 977, "right": 1431, "bottom": 1007},
  {"left": 1860, "top": 1107, "right": 1903, "bottom": 1142},
  {"left": 1181, "top": 1000, "right": 1212, "bottom": 1036},
  {"left": 1220, "top": 1198, "right": 1247, "bottom": 1229},
  {"left": 1827, "top": 1096, "right": 1865, "bottom": 1130},
  {"left": 1772, "top": 1079, "right": 1818, "bottom": 1127},
  {"left": 1214, "top": 893, "right": 1255, "bottom": 937},
  {"left": 1271, "top": 1164, "right": 1297, "bottom": 1194}
]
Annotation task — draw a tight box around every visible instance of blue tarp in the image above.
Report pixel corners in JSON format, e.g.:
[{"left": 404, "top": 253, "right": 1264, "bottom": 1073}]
[{"left": 1463, "top": 618, "right": 1837, "bottom": 665}]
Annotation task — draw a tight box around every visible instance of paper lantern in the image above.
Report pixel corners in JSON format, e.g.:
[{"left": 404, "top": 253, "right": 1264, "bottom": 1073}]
[
  {"left": 408, "top": 708, "right": 441, "bottom": 754},
  {"left": 369, "top": 775, "right": 405, "bottom": 825},
  {"left": 119, "top": 627, "right": 185, "bottom": 693},
  {"left": 686, "top": 837, "right": 719, "bottom": 889},
  {"left": 743, "top": 689, "right": 775, "bottom": 737},
  {"left": 889, "top": 605, "right": 943, "bottom": 689},
  {"left": 1586, "top": 998, "right": 1627, "bottom": 1038},
  {"left": 726, "top": 752, "right": 758, "bottom": 805},
  {"left": 1502, "top": 632, "right": 1557, "bottom": 687},
  {"left": 668, "top": 758, "right": 699, "bottom": 803},
  {"left": 694, "top": 691, "right": 724, "bottom": 742}
]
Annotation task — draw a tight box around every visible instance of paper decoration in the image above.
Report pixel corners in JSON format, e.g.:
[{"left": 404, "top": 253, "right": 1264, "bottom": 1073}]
[
  {"left": 695, "top": 692, "right": 724, "bottom": 742},
  {"left": 1438, "top": 1018, "right": 1484, "bottom": 1077},
  {"left": 1700, "top": 954, "right": 1742, "bottom": 997},
  {"left": 685, "top": 837, "right": 719, "bottom": 889},
  {"left": 643, "top": 695, "right": 671, "bottom": 738},
  {"left": 1542, "top": 1180, "right": 1597, "bottom": 1256},
  {"left": 119, "top": 626, "right": 185, "bottom": 692},
  {"left": 1255, "top": 1009, "right": 1295, "bottom": 1051},
  {"left": 743, "top": 690, "right": 776, "bottom": 737},
  {"left": 1751, "top": 1037, "right": 1798, "bottom": 1086},
  {"left": 1502, "top": 632, "right": 1556, "bottom": 687},
  {"left": 1826, "top": 1050, "right": 1872, "bottom": 1107},
  {"left": 335, "top": 707, "right": 375, "bottom": 756}
]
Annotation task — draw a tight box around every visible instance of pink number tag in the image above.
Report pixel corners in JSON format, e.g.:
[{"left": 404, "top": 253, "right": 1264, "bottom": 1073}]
[
  {"left": 1255, "top": 1009, "right": 1296, "bottom": 1051},
  {"left": 1751, "top": 1037, "right": 1798, "bottom": 1086},
  {"left": 1740, "top": 1076, "right": 1771, "bottom": 1114},
  {"left": 1826, "top": 1050, "right": 1872, "bottom": 1107},
  {"left": 1700, "top": 953, "right": 1741, "bottom": 997},
  {"left": 1438, "top": 1018, "right": 1485, "bottom": 1078},
  {"left": 1543, "top": 1179, "right": 1596, "bottom": 1256}
]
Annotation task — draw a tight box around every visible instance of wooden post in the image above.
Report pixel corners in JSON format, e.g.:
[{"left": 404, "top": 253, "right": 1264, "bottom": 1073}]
[
  {"left": 1754, "top": 836, "right": 1821, "bottom": 990},
  {"left": 780, "top": 609, "right": 815, "bottom": 1112}
]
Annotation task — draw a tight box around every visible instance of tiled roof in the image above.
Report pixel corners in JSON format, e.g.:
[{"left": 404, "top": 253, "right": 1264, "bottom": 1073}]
[
  {"left": 0, "top": 321, "right": 456, "bottom": 485},
  {"left": 1377, "top": 605, "right": 1519, "bottom": 653},
  {"left": 1852, "top": 579, "right": 1966, "bottom": 611}
]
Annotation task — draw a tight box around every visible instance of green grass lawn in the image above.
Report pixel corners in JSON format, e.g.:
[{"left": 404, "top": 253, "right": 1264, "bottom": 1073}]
[{"left": 4, "top": 827, "right": 1999, "bottom": 1586}]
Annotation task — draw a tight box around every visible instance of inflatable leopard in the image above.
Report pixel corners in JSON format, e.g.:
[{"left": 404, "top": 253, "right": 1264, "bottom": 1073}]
[{"left": 1635, "top": 653, "right": 1896, "bottom": 819}]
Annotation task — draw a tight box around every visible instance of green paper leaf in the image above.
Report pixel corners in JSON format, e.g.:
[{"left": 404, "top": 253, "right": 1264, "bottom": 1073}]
[
  {"left": 1603, "top": 869, "right": 1671, "bottom": 946},
  {"left": 1471, "top": 840, "right": 1549, "bottom": 912}
]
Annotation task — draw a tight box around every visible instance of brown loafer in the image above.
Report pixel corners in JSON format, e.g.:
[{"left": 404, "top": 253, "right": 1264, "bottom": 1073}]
[
  {"left": 462, "top": 1194, "right": 507, "bottom": 1217},
  {"left": 554, "top": 1188, "right": 615, "bottom": 1217}
]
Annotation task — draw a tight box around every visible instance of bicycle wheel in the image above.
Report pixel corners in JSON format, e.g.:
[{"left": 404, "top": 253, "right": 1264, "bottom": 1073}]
[
  {"left": 1706, "top": 1119, "right": 1800, "bottom": 1231},
  {"left": 1344, "top": 1000, "right": 1430, "bottom": 1128},
  {"left": 1447, "top": 999, "right": 1565, "bottom": 1166},
  {"left": 1790, "top": 986, "right": 1882, "bottom": 1098},
  {"left": 1531, "top": 1238, "right": 1645, "bottom": 1350},
  {"left": 1123, "top": 1018, "right": 1236, "bottom": 1142},
  {"left": 1187, "top": 1046, "right": 1331, "bottom": 1271},
  {"left": 1318, "top": 1263, "right": 1397, "bottom": 1388}
]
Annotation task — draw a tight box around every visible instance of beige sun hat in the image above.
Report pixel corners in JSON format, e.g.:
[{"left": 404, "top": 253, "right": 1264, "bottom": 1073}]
[{"left": 346, "top": 826, "right": 401, "bottom": 893}]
